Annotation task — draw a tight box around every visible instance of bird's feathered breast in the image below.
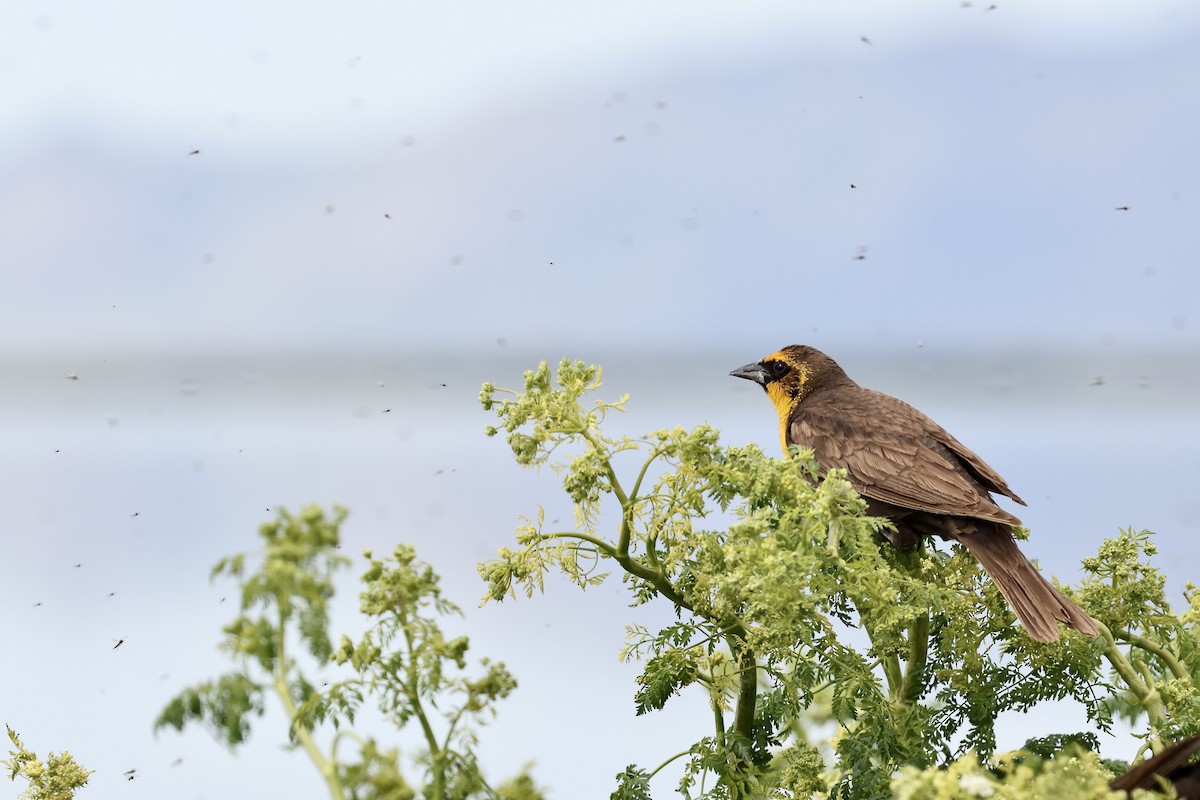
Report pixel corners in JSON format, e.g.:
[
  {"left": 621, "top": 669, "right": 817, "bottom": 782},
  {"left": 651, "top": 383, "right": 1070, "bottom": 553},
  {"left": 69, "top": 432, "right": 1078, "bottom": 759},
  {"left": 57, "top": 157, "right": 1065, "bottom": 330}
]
[{"left": 787, "top": 384, "right": 1025, "bottom": 525}]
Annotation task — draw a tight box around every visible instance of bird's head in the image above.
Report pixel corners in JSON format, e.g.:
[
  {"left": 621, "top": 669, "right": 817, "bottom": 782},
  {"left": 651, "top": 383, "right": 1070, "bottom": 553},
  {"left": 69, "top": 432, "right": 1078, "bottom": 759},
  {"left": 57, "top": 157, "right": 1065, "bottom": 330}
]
[{"left": 730, "top": 345, "right": 848, "bottom": 423}]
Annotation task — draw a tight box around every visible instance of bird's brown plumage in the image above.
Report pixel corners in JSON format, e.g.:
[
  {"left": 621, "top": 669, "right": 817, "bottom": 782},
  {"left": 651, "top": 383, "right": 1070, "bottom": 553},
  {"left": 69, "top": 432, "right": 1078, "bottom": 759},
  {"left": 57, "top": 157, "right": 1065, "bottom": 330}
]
[{"left": 730, "top": 344, "right": 1099, "bottom": 642}]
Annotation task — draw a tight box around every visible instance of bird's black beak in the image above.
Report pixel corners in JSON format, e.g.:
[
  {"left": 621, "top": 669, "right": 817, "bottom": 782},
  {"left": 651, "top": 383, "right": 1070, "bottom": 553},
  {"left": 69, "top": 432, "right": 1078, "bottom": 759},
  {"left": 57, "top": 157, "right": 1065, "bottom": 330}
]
[{"left": 730, "top": 361, "right": 768, "bottom": 387}]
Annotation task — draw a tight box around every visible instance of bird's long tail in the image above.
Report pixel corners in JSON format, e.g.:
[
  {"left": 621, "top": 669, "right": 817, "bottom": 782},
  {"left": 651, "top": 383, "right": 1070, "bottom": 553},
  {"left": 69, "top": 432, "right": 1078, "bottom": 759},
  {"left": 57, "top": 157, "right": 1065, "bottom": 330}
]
[{"left": 942, "top": 520, "right": 1099, "bottom": 642}]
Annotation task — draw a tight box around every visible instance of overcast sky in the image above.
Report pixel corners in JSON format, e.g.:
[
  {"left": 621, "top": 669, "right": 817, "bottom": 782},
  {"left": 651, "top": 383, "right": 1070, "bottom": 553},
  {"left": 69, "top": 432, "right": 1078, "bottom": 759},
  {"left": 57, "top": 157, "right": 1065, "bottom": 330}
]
[{"left": 3, "top": 1, "right": 1199, "bottom": 798}]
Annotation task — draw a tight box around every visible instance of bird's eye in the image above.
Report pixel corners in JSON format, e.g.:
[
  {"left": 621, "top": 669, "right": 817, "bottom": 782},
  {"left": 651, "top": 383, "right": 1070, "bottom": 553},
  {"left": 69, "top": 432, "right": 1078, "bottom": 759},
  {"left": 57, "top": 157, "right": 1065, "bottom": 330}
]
[{"left": 763, "top": 360, "right": 789, "bottom": 380}]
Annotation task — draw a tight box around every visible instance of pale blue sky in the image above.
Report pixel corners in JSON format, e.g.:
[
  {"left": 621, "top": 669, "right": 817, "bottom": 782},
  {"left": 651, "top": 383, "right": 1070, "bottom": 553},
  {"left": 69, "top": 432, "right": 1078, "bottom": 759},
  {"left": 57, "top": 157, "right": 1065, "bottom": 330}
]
[{"left": 3, "top": 2, "right": 1199, "bottom": 797}]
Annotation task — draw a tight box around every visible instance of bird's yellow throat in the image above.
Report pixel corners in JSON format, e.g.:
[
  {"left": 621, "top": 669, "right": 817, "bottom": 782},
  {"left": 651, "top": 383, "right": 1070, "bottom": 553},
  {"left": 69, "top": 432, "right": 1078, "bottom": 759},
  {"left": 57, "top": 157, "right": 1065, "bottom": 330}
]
[{"left": 762, "top": 355, "right": 807, "bottom": 455}]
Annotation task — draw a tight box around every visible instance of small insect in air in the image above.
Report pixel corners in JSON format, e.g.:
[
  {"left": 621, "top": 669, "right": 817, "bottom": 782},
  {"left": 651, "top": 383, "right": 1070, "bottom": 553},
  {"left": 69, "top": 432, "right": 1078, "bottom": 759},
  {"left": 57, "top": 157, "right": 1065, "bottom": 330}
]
[
  {"left": 860, "top": 35, "right": 872, "bottom": 45},
  {"left": 188, "top": 149, "right": 200, "bottom": 156},
  {"left": 124, "top": 768, "right": 137, "bottom": 780},
  {"left": 113, "top": 639, "right": 125, "bottom": 650},
  {"left": 131, "top": 511, "right": 140, "bottom": 518},
  {"left": 1115, "top": 206, "right": 1130, "bottom": 211},
  {"left": 1090, "top": 377, "right": 1105, "bottom": 387},
  {"left": 64, "top": 372, "right": 79, "bottom": 381}
]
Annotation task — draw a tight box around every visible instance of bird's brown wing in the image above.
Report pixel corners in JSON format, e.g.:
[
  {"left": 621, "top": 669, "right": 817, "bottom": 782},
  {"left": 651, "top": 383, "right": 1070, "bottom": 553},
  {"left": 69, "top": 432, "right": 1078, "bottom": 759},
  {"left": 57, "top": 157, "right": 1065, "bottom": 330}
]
[
  {"left": 789, "top": 389, "right": 1022, "bottom": 525},
  {"left": 925, "top": 420, "right": 1026, "bottom": 506}
]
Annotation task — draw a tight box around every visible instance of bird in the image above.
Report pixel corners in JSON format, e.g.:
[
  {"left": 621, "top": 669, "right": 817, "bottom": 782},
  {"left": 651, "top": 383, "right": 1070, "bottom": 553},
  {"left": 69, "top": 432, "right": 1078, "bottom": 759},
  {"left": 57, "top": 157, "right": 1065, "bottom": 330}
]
[{"left": 730, "top": 344, "right": 1099, "bottom": 642}]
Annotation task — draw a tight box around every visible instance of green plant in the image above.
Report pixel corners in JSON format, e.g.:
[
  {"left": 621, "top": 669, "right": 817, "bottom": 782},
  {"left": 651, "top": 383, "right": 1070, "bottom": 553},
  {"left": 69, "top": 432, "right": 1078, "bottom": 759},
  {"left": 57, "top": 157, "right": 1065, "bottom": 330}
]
[
  {"left": 156, "top": 505, "right": 541, "bottom": 800},
  {"left": 479, "top": 359, "right": 1199, "bottom": 799},
  {"left": 3, "top": 726, "right": 92, "bottom": 800}
]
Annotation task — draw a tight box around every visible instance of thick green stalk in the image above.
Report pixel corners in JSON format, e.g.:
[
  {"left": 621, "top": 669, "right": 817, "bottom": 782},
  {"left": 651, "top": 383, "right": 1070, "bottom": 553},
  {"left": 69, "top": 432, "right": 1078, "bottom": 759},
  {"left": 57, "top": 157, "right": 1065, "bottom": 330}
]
[
  {"left": 711, "top": 685, "right": 727, "bottom": 737},
  {"left": 731, "top": 639, "right": 758, "bottom": 742},
  {"left": 896, "top": 544, "right": 930, "bottom": 705},
  {"left": 881, "top": 650, "right": 903, "bottom": 699},
  {"left": 273, "top": 609, "right": 346, "bottom": 800},
  {"left": 404, "top": 623, "right": 445, "bottom": 800},
  {"left": 1098, "top": 623, "right": 1166, "bottom": 754},
  {"left": 900, "top": 614, "right": 930, "bottom": 705},
  {"left": 1119, "top": 630, "right": 1189, "bottom": 682},
  {"left": 722, "top": 637, "right": 759, "bottom": 800}
]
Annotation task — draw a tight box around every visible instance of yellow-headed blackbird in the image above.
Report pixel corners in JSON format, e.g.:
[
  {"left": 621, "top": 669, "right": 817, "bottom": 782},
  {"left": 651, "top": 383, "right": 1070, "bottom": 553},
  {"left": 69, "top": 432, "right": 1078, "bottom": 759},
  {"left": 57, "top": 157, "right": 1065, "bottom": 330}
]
[{"left": 731, "top": 344, "right": 1098, "bottom": 642}]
